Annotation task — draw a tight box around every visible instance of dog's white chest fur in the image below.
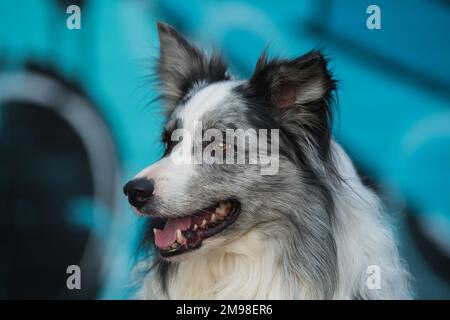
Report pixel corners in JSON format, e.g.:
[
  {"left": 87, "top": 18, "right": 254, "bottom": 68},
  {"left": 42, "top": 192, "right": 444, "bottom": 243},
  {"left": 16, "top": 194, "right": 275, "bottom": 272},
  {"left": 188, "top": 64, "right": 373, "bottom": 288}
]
[{"left": 139, "top": 232, "right": 294, "bottom": 299}]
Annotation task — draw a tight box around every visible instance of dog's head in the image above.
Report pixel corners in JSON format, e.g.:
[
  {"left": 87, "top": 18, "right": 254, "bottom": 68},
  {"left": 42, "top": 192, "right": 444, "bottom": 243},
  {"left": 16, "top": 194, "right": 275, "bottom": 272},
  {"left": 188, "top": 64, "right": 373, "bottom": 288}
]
[{"left": 124, "top": 22, "right": 337, "bottom": 260}]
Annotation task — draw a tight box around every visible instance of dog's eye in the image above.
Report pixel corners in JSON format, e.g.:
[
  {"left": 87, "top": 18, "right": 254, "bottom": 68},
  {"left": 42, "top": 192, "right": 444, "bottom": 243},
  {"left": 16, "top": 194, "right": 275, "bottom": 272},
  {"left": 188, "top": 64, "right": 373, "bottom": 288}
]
[
  {"left": 201, "top": 141, "right": 231, "bottom": 158},
  {"left": 217, "top": 142, "right": 231, "bottom": 152},
  {"left": 162, "top": 136, "right": 182, "bottom": 156}
]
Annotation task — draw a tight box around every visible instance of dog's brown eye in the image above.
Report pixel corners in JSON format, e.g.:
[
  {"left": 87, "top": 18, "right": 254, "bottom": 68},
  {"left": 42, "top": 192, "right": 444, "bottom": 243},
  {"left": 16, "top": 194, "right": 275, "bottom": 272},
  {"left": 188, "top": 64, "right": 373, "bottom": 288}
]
[
  {"left": 218, "top": 142, "right": 231, "bottom": 152},
  {"left": 162, "top": 136, "right": 181, "bottom": 156}
]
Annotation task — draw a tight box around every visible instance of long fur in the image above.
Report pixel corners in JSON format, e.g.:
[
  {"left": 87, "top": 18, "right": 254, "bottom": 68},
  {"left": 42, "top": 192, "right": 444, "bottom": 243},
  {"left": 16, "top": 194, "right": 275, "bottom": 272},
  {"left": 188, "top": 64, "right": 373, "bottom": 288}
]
[{"left": 130, "top": 23, "right": 411, "bottom": 300}]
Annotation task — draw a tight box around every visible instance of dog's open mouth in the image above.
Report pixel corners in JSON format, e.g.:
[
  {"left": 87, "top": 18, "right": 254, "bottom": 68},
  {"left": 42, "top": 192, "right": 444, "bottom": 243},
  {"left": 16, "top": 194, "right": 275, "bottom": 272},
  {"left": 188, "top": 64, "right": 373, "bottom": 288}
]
[{"left": 153, "top": 199, "right": 240, "bottom": 257}]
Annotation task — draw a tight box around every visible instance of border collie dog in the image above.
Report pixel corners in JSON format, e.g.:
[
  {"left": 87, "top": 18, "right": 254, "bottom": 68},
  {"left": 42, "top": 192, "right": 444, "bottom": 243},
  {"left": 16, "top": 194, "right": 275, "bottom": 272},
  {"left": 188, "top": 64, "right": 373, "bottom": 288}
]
[{"left": 123, "top": 22, "right": 410, "bottom": 299}]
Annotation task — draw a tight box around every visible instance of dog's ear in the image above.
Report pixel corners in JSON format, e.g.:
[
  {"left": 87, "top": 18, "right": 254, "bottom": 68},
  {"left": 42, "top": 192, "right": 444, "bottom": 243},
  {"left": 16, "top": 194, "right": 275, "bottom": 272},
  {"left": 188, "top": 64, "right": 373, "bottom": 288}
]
[
  {"left": 249, "top": 49, "right": 336, "bottom": 109},
  {"left": 248, "top": 50, "right": 337, "bottom": 159},
  {"left": 157, "top": 22, "right": 229, "bottom": 114}
]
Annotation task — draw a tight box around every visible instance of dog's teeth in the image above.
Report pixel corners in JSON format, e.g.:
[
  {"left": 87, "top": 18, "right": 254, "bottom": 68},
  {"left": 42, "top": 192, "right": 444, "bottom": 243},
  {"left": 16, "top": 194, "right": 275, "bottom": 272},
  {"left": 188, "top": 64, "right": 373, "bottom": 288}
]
[
  {"left": 153, "top": 228, "right": 157, "bottom": 235},
  {"left": 193, "top": 224, "right": 198, "bottom": 231},
  {"left": 211, "top": 213, "right": 216, "bottom": 222},
  {"left": 176, "top": 229, "right": 186, "bottom": 244},
  {"left": 215, "top": 203, "right": 227, "bottom": 216},
  {"left": 201, "top": 219, "right": 207, "bottom": 228}
]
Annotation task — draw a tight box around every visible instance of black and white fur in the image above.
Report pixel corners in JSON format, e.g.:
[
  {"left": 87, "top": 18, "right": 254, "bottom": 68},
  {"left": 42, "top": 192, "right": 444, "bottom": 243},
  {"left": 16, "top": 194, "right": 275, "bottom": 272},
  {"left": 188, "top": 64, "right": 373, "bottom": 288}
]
[{"left": 131, "top": 22, "right": 410, "bottom": 299}]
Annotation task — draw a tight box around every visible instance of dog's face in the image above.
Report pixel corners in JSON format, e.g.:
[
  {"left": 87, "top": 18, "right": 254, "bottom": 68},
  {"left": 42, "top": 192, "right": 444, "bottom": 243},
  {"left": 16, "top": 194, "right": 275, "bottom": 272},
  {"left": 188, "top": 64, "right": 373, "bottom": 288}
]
[{"left": 124, "top": 22, "right": 336, "bottom": 260}]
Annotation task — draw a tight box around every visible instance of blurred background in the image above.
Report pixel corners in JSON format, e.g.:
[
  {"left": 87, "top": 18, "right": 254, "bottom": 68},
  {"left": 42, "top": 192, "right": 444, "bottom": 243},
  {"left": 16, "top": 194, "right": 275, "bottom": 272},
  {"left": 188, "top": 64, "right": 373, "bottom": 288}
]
[{"left": 0, "top": 0, "right": 449, "bottom": 299}]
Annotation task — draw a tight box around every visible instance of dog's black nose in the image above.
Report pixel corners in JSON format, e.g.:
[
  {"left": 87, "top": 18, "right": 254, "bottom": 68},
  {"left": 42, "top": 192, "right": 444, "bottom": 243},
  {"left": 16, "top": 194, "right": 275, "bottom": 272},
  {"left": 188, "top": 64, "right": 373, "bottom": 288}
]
[{"left": 123, "top": 178, "right": 154, "bottom": 209}]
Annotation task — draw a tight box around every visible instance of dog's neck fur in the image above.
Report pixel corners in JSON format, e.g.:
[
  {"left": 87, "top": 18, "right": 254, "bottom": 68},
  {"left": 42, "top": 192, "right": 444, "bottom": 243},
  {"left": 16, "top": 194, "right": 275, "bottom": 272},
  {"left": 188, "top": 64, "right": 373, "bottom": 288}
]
[
  {"left": 167, "top": 232, "right": 291, "bottom": 299},
  {"left": 138, "top": 230, "right": 305, "bottom": 299}
]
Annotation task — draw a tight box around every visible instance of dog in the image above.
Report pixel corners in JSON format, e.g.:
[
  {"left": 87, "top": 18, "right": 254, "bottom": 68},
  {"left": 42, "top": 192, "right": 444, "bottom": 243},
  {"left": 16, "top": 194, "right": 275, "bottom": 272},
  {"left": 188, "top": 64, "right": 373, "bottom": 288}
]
[{"left": 123, "top": 22, "right": 410, "bottom": 299}]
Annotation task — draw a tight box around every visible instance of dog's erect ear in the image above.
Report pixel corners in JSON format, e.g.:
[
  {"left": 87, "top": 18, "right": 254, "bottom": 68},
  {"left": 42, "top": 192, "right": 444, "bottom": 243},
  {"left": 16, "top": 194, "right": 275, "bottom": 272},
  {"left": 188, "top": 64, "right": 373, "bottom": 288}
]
[
  {"left": 249, "top": 49, "right": 336, "bottom": 109},
  {"left": 157, "top": 22, "right": 229, "bottom": 114},
  {"left": 248, "top": 50, "right": 337, "bottom": 159}
]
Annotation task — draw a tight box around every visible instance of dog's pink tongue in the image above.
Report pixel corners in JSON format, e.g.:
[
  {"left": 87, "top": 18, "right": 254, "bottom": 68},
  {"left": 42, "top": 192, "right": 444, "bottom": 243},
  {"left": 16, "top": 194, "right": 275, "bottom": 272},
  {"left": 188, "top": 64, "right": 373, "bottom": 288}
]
[{"left": 155, "top": 216, "right": 191, "bottom": 248}]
